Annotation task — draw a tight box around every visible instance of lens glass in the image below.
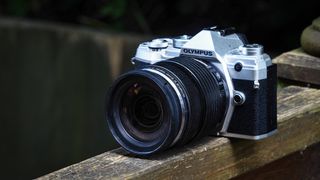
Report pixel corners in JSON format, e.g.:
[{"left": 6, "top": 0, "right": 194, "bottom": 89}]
[
  {"left": 118, "top": 78, "right": 169, "bottom": 142},
  {"left": 122, "top": 82, "right": 163, "bottom": 132},
  {"left": 133, "top": 94, "right": 163, "bottom": 132}
]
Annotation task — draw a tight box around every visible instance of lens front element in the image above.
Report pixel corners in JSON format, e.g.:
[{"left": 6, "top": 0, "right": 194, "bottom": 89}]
[
  {"left": 133, "top": 94, "right": 163, "bottom": 132},
  {"left": 119, "top": 81, "right": 167, "bottom": 143},
  {"left": 107, "top": 72, "right": 183, "bottom": 154}
]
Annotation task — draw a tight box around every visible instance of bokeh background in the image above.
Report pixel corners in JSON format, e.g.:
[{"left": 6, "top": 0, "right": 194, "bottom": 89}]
[{"left": 0, "top": 0, "right": 318, "bottom": 179}]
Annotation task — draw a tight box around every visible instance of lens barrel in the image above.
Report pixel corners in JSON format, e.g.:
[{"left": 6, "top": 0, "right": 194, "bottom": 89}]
[{"left": 106, "top": 56, "right": 226, "bottom": 155}]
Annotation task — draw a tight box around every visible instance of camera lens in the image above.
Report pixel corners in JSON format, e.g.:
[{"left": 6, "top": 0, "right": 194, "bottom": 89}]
[
  {"left": 107, "top": 72, "right": 183, "bottom": 154},
  {"left": 120, "top": 83, "right": 165, "bottom": 138},
  {"left": 133, "top": 95, "right": 162, "bottom": 132},
  {"left": 106, "top": 57, "right": 227, "bottom": 155}
]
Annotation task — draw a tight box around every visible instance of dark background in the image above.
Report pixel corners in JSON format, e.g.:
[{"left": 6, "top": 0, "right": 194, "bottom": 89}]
[
  {"left": 0, "top": 0, "right": 319, "bottom": 53},
  {"left": 0, "top": 0, "right": 319, "bottom": 179}
]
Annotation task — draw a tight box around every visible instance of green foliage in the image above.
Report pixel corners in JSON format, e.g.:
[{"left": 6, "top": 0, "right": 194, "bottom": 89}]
[
  {"left": 5, "top": 0, "right": 43, "bottom": 16},
  {"left": 97, "top": 0, "right": 150, "bottom": 33},
  {"left": 7, "top": 0, "right": 28, "bottom": 16},
  {"left": 100, "top": 0, "right": 127, "bottom": 19}
]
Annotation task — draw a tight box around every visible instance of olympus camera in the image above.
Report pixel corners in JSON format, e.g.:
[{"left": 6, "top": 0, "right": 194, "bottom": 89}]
[{"left": 106, "top": 27, "right": 277, "bottom": 155}]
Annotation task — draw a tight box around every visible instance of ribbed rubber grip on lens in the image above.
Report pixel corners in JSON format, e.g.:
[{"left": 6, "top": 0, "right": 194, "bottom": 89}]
[{"left": 164, "top": 57, "right": 226, "bottom": 139}]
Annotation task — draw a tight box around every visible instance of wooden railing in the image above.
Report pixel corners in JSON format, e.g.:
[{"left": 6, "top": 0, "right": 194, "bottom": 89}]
[{"left": 38, "top": 50, "right": 320, "bottom": 179}]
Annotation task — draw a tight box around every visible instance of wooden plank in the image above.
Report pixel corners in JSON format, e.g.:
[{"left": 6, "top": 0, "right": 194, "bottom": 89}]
[
  {"left": 233, "top": 142, "right": 320, "bottom": 180},
  {"left": 38, "top": 86, "right": 320, "bottom": 180},
  {"left": 273, "top": 48, "right": 320, "bottom": 85}
]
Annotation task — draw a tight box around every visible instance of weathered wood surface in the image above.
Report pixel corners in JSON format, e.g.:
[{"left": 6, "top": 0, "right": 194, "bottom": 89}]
[
  {"left": 273, "top": 48, "right": 320, "bottom": 85},
  {"left": 234, "top": 142, "right": 320, "bottom": 180},
  {"left": 39, "top": 86, "right": 320, "bottom": 180}
]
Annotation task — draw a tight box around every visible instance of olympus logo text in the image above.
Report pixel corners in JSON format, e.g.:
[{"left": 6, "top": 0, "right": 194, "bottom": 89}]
[{"left": 182, "top": 48, "right": 214, "bottom": 57}]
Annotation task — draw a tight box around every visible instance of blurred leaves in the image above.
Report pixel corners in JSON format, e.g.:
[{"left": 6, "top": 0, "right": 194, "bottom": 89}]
[
  {"left": 6, "top": 0, "right": 43, "bottom": 16},
  {"left": 99, "top": 0, "right": 127, "bottom": 19},
  {"left": 7, "top": 0, "right": 28, "bottom": 16}
]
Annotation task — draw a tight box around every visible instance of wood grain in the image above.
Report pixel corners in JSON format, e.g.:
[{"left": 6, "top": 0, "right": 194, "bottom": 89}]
[
  {"left": 233, "top": 142, "right": 320, "bottom": 180},
  {"left": 274, "top": 48, "right": 320, "bottom": 85},
  {"left": 38, "top": 86, "right": 320, "bottom": 180}
]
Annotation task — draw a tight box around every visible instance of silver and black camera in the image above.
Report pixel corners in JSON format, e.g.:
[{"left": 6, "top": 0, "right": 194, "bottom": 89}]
[{"left": 106, "top": 27, "right": 277, "bottom": 155}]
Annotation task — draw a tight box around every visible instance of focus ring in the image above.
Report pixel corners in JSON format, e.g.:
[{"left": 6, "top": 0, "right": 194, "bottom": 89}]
[
  {"left": 154, "top": 62, "right": 203, "bottom": 145},
  {"left": 165, "top": 57, "right": 226, "bottom": 137}
]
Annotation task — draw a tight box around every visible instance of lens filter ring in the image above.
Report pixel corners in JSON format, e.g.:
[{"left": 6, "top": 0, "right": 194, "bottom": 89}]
[{"left": 106, "top": 70, "right": 185, "bottom": 155}]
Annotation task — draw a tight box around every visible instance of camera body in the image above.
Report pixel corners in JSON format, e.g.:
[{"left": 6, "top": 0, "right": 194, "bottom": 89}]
[
  {"left": 131, "top": 27, "right": 277, "bottom": 139},
  {"left": 106, "top": 26, "right": 277, "bottom": 155}
]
